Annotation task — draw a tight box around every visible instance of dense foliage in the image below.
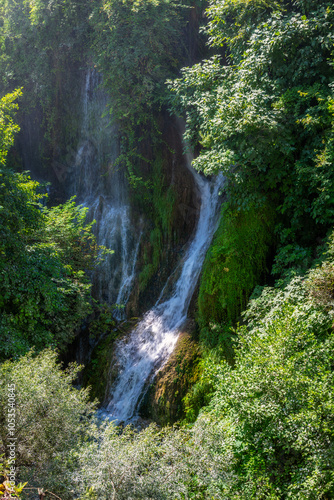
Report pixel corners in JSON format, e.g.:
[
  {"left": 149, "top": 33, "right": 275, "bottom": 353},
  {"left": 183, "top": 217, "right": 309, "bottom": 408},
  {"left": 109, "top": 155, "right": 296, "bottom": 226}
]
[
  {"left": 198, "top": 201, "right": 275, "bottom": 329},
  {"left": 1, "top": 0, "right": 334, "bottom": 498},
  {"left": 0, "top": 92, "right": 101, "bottom": 359},
  {"left": 169, "top": 0, "right": 334, "bottom": 260},
  {"left": 0, "top": 350, "right": 96, "bottom": 496},
  {"left": 0, "top": 90, "right": 21, "bottom": 165},
  {"left": 0, "top": 234, "right": 333, "bottom": 499},
  {"left": 0, "top": 174, "right": 100, "bottom": 359},
  {"left": 91, "top": 0, "right": 187, "bottom": 127},
  {"left": 0, "top": 0, "right": 94, "bottom": 157},
  {"left": 74, "top": 234, "right": 334, "bottom": 499},
  {"left": 0, "top": 0, "right": 193, "bottom": 176},
  {"left": 0, "top": 0, "right": 197, "bottom": 302}
]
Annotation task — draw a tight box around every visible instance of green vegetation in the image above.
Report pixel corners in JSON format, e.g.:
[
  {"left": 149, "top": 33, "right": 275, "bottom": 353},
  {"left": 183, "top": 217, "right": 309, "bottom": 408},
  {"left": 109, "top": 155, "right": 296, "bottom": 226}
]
[
  {"left": 91, "top": 0, "right": 191, "bottom": 184},
  {"left": 169, "top": 0, "right": 334, "bottom": 258},
  {"left": 0, "top": 0, "right": 334, "bottom": 498},
  {"left": 0, "top": 0, "right": 92, "bottom": 158},
  {"left": 0, "top": 0, "right": 194, "bottom": 302},
  {"left": 90, "top": 0, "right": 196, "bottom": 297},
  {"left": 82, "top": 317, "right": 139, "bottom": 403},
  {"left": 169, "top": 0, "right": 334, "bottom": 445},
  {"left": 142, "top": 330, "right": 201, "bottom": 425},
  {"left": 0, "top": 90, "right": 102, "bottom": 360},
  {"left": 0, "top": 349, "right": 96, "bottom": 497},
  {"left": 83, "top": 334, "right": 118, "bottom": 403},
  {"left": 0, "top": 0, "right": 193, "bottom": 181},
  {"left": 139, "top": 155, "right": 176, "bottom": 291},
  {"left": 198, "top": 201, "right": 275, "bottom": 329},
  {"left": 0, "top": 90, "right": 21, "bottom": 165},
  {"left": 0, "top": 177, "right": 99, "bottom": 359},
  {"left": 80, "top": 230, "right": 334, "bottom": 499},
  {"left": 1, "top": 240, "right": 334, "bottom": 498},
  {"left": 91, "top": 0, "right": 187, "bottom": 127}
]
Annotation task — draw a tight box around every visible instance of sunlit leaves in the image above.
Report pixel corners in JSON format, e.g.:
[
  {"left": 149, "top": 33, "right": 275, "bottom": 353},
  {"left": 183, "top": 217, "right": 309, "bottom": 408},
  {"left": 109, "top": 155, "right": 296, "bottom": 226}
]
[
  {"left": 169, "top": 0, "right": 334, "bottom": 267},
  {"left": 0, "top": 89, "right": 21, "bottom": 166},
  {"left": 205, "top": 269, "right": 334, "bottom": 497},
  {"left": 0, "top": 175, "right": 99, "bottom": 359},
  {"left": 0, "top": 349, "right": 96, "bottom": 495}
]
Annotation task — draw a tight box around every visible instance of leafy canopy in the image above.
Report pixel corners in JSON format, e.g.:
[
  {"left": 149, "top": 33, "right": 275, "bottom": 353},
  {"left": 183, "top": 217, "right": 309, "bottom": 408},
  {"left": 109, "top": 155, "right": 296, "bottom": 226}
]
[
  {"left": 169, "top": 0, "right": 334, "bottom": 267},
  {"left": 0, "top": 91, "right": 100, "bottom": 359}
]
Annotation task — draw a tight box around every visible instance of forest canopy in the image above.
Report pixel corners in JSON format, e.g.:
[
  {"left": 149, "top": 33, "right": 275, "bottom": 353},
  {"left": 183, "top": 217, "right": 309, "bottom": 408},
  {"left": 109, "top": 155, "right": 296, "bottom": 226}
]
[{"left": 169, "top": 0, "right": 334, "bottom": 271}]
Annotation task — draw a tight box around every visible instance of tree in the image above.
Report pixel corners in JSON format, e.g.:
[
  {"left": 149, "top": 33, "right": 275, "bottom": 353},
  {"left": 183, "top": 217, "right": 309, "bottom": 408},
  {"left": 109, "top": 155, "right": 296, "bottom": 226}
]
[
  {"left": 0, "top": 0, "right": 93, "bottom": 161},
  {"left": 0, "top": 91, "right": 100, "bottom": 359},
  {"left": 169, "top": 0, "right": 334, "bottom": 272},
  {"left": 0, "top": 89, "right": 22, "bottom": 165},
  {"left": 91, "top": 0, "right": 188, "bottom": 126},
  {"left": 206, "top": 285, "right": 334, "bottom": 497},
  {"left": 0, "top": 184, "right": 100, "bottom": 359}
]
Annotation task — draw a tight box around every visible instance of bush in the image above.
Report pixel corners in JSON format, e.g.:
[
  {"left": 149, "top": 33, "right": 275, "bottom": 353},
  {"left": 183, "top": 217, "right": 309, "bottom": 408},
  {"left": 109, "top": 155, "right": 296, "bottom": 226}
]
[
  {"left": 0, "top": 186, "right": 99, "bottom": 359},
  {"left": 0, "top": 91, "right": 101, "bottom": 359},
  {"left": 69, "top": 418, "right": 233, "bottom": 500},
  {"left": 207, "top": 303, "right": 334, "bottom": 498},
  {"left": 1, "top": 254, "right": 333, "bottom": 499},
  {"left": 0, "top": 349, "right": 96, "bottom": 497}
]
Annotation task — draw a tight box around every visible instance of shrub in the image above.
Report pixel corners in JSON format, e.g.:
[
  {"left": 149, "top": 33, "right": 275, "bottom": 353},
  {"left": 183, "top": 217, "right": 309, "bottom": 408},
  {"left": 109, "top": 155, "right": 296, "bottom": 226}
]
[{"left": 0, "top": 349, "right": 96, "bottom": 497}]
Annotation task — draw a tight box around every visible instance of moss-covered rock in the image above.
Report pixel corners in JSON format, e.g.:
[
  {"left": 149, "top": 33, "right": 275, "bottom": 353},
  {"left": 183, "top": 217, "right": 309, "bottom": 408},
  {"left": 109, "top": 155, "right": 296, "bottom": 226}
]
[
  {"left": 198, "top": 201, "right": 276, "bottom": 329},
  {"left": 140, "top": 322, "right": 201, "bottom": 425},
  {"left": 82, "top": 318, "right": 139, "bottom": 404},
  {"left": 126, "top": 115, "right": 201, "bottom": 317},
  {"left": 82, "top": 334, "right": 117, "bottom": 404}
]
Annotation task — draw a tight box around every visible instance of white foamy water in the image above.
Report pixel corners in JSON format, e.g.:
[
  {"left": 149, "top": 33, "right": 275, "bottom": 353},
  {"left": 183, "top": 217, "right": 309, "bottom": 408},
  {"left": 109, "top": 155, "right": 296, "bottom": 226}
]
[
  {"left": 73, "top": 69, "right": 141, "bottom": 317},
  {"left": 104, "top": 170, "right": 224, "bottom": 422}
]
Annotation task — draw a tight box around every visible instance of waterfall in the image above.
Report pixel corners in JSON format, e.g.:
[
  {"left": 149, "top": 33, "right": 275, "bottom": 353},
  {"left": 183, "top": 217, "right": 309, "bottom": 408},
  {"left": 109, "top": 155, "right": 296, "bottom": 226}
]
[
  {"left": 74, "top": 70, "right": 223, "bottom": 420},
  {"left": 73, "top": 69, "right": 141, "bottom": 317},
  {"left": 103, "top": 169, "right": 224, "bottom": 422}
]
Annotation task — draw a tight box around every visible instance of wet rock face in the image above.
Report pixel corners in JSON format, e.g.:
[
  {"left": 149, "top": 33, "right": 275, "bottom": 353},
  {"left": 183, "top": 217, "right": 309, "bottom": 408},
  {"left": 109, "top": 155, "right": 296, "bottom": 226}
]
[
  {"left": 127, "top": 115, "right": 201, "bottom": 317},
  {"left": 139, "top": 321, "right": 201, "bottom": 425},
  {"left": 81, "top": 318, "right": 140, "bottom": 404},
  {"left": 82, "top": 333, "right": 117, "bottom": 403},
  {"left": 167, "top": 118, "right": 201, "bottom": 245}
]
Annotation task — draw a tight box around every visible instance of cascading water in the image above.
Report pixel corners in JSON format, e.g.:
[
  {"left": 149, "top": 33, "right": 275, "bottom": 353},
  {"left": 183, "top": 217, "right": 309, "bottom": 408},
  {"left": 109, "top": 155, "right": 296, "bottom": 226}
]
[
  {"left": 75, "top": 71, "right": 223, "bottom": 419},
  {"left": 104, "top": 168, "right": 224, "bottom": 422},
  {"left": 72, "top": 69, "right": 141, "bottom": 317}
]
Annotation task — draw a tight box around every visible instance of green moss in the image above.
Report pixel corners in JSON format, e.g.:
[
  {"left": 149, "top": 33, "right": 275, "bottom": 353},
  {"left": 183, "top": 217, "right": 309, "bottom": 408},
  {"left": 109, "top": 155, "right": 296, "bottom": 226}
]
[
  {"left": 83, "top": 316, "right": 140, "bottom": 404},
  {"left": 138, "top": 153, "right": 177, "bottom": 293},
  {"left": 152, "top": 157, "right": 175, "bottom": 241},
  {"left": 141, "top": 329, "right": 201, "bottom": 425},
  {"left": 182, "top": 347, "right": 223, "bottom": 423},
  {"left": 198, "top": 201, "right": 275, "bottom": 329},
  {"left": 82, "top": 334, "right": 116, "bottom": 403},
  {"left": 139, "top": 228, "right": 163, "bottom": 292},
  {"left": 139, "top": 262, "right": 156, "bottom": 293}
]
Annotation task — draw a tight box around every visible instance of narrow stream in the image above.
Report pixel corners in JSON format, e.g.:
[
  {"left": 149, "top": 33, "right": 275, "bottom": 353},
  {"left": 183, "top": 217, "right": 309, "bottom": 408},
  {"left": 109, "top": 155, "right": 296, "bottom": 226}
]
[{"left": 104, "top": 169, "right": 224, "bottom": 422}]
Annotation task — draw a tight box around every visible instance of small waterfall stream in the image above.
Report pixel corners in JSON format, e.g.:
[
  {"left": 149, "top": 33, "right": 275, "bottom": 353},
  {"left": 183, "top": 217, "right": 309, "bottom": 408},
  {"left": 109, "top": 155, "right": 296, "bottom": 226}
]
[
  {"left": 104, "top": 169, "right": 224, "bottom": 422},
  {"left": 73, "top": 69, "right": 141, "bottom": 317}
]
